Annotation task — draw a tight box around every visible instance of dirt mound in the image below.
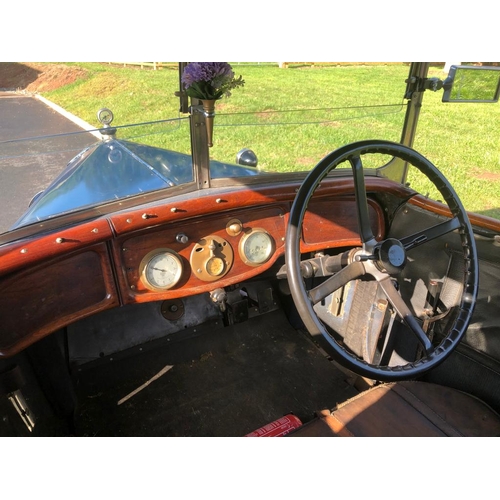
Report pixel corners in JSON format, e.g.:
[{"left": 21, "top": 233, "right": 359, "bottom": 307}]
[{"left": 0, "top": 62, "right": 87, "bottom": 92}]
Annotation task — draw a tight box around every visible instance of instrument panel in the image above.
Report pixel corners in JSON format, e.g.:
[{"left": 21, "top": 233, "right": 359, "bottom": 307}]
[
  {"left": 113, "top": 197, "right": 384, "bottom": 304},
  {"left": 116, "top": 206, "right": 286, "bottom": 303}
]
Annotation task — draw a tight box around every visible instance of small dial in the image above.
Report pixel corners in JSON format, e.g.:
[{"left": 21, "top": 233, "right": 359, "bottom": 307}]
[
  {"left": 206, "top": 256, "right": 226, "bottom": 277},
  {"left": 239, "top": 229, "right": 275, "bottom": 266},
  {"left": 97, "top": 108, "right": 114, "bottom": 125},
  {"left": 140, "top": 249, "right": 183, "bottom": 291},
  {"left": 190, "top": 235, "right": 233, "bottom": 282}
]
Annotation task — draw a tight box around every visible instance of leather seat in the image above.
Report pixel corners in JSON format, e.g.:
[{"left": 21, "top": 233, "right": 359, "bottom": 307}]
[{"left": 288, "top": 381, "right": 500, "bottom": 437}]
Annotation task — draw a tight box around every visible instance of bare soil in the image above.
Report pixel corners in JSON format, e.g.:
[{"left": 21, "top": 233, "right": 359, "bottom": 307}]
[{"left": 0, "top": 62, "right": 87, "bottom": 92}]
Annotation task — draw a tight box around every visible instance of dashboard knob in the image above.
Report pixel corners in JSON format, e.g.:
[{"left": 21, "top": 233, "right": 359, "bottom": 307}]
[
  {"left": 176, "top": 233, "right": 189, "bottom": 244},
  {"left": 226, "top": 218, "right": 243, "bottom": 236}
]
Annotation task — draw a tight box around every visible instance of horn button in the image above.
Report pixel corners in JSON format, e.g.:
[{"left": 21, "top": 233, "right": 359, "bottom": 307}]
[{"left": 376, "top": 238, "right": 407, "bottom": 274}]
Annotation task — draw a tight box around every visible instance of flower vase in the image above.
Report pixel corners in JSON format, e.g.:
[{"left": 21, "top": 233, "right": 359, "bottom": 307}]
[{"left": 200, "top": 99, "right": 216, "bottom": 147}]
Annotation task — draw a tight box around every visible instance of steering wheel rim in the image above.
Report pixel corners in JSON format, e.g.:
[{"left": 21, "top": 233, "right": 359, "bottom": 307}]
[{"left": 285, "top": 139, "right": 478, "bottom": 381}]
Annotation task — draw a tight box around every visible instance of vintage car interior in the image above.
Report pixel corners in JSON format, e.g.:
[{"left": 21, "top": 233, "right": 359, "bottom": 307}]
[{"left": 1, "top": 62, "right": 500, "bottom": 437}]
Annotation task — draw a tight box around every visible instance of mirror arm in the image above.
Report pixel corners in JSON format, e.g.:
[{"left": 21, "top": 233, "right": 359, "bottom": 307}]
[
  {"left": 423, "top": 77, "right": 444, "bottom": 92},
  {"left": 405, "top": 76, "right": 444, "bottom": 97}
]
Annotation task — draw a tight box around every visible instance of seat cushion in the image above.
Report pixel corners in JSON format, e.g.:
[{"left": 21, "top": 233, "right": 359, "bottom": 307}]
[{"left": 288, "top": 381, "right": 500, "bottom": 437}]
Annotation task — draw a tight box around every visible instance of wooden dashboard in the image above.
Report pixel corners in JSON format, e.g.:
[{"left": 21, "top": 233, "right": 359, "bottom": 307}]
[
  {"left": 0, "top": 177, "right": 408, "bottom": 357},
  {"left": 111, "top": 197, "right": 383, "bottom": 304}
]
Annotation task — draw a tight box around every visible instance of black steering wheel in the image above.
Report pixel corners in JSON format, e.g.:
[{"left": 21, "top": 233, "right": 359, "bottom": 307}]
[{"left": 285, "top": 140, "right": 478, "bottom": 381}]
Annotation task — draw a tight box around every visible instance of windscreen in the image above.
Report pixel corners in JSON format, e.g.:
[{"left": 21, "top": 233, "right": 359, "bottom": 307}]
[
  {"left": 0, "top": 118, "right": 185, "bottom": 232},
  {"left": 206, "top": 64, "right": 408, "bottom": 174}
]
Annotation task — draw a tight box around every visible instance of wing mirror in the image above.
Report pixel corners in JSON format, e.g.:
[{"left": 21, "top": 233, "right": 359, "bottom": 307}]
[{"left": 442, "top": 65, "right": 500, "bottom": 103}]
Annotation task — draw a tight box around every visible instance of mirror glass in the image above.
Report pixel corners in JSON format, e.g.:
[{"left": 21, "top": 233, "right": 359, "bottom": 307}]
[{"left": 443, "top": 65, "right": 500, "bottom": 102}]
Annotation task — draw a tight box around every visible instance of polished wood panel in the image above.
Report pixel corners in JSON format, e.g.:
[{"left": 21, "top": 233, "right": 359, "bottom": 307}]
[
  {"left": 302, "top": 197, "right": 385, "bottom": 250},
  {"left": 112, "top": 206, "right": 288, "bottom": 303},
  {"left": 0, "top": 219, "right": 113, "bottom": 275},
  {"left": 0, "top": 244, "right": 119, "bottom": 357},
  {"left": 112, "top": 196, "right": 385, "bottom": 304},
  {"left": 409, "top": 194, "right": 500, "bottom": 233},
  {"left": 108, "top": 177, "right": 397, "bottom": 235}
]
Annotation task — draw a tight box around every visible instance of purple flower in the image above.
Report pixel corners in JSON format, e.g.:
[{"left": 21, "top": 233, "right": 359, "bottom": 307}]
[
  {"left": 182, "top": 62, "right": 232, "bottom": 86},
  {"left": 182, "top": 62, "right": 244, "bottom": 100}
]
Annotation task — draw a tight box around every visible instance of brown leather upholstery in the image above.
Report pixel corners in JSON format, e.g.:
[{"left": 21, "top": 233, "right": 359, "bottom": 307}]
[{"left": 288, "top": 381, "right": 500, "bottom": 437}]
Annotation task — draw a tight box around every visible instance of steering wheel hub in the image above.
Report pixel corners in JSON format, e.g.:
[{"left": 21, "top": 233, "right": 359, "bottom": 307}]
[{"left": 376, "top": 238, "right": 406, "bottom": 274}]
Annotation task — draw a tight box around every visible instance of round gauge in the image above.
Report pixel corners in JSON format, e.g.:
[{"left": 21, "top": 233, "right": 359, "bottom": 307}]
[
  {"left": 190, "top": 235, "right": 234, "bottom": 282},
  {"left": 140, "top": 249, "right": 183, "bottom": 291},
  {"left": 97, "top": 108, "right": 114, "bottom": 125},
  {"left": 239, "top": 229, "right": 275, "bottom": 266},
  {"left": 206, "top": 256, "right": 226, "bottom": 277}
]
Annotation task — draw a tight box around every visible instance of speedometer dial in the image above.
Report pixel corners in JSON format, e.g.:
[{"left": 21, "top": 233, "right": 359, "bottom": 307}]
[
  {"left": 140, "top": 249, "right": 183, "bottom": 291},
  {"left": 239, "top": 229, "right": 275, "bottom": 266}
]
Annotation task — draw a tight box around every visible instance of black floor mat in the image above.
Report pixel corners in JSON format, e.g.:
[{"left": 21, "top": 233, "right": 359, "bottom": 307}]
[{"left": 73, "top": 309, "right": 357, "bottom": 436}]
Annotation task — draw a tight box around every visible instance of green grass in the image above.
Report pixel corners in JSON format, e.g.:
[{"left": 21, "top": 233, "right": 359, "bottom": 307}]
[
  {"left": 41, "top": 63, "right": 500, "bottom": 219},
  {"left": 408, "top": 67, "right": 500, "bottom": 218}
]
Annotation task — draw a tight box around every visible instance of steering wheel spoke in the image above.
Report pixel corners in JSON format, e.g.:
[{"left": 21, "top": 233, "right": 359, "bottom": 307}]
[
  {"left": 401, "top": 216, "right": 462, "bottom": 251},
  {"left": 379, "top": 278, "right": 433, "bottom": 354},
  {"left": 308, "top": 261, "right": 365, "bottom": 305},
  {"left": 351, "top": 155, "right": 375, "bottom": 243}
]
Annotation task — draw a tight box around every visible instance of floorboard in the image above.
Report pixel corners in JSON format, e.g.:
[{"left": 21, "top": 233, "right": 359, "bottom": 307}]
[{"left": 73, "top": 310, "right": 357, "bottom": 436}]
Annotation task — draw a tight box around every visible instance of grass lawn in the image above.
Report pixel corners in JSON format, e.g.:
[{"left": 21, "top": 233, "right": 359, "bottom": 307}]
[{"left": 41, "top": 62, "right": 500, "bottom": 219}]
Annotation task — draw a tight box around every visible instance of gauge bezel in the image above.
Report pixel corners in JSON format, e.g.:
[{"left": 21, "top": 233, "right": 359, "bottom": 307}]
[
  {"left": 190, "top": 235, "right": 233, "bottom": 282},
  {"left": 139, "top": 248, "right": 184, "bottom": 292},
  {"left": 238, "top": 228, "right": 275, "bottom": 266}
]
